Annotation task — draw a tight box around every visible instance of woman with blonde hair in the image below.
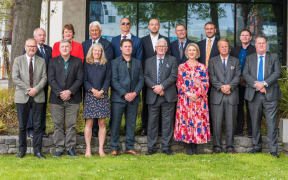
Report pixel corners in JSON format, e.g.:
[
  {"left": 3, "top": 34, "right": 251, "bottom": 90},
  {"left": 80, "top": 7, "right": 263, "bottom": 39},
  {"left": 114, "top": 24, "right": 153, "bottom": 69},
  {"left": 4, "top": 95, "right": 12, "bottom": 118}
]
[
  {"left": 174, "top": 43, "right": 210, "bottom": 155},
  {"left": 83, "top": 43, "right": 111, "bottom": 157}
]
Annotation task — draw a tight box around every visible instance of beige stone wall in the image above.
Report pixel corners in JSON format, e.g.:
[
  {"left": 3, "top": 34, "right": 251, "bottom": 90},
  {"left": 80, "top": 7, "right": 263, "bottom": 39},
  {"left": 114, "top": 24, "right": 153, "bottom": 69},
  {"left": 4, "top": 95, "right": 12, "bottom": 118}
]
[{"left": 62, "top": 0, "right": 86, "bottom": 43}]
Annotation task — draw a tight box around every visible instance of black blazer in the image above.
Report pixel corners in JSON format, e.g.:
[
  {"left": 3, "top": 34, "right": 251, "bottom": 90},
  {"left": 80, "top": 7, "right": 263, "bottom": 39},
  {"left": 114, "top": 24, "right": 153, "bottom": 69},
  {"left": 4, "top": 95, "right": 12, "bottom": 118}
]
[
  {"left": 110, "top": 56, "right": 144, "bottom": 104},
  {"left": 141, "top": 34, "right": 170, "bottom": 66},
  {"left": 197, "top": 38, "right": 219, "bottom": 65},
  {"left": 169, "top": 39, "right": 193, "bottom": 65},
  {"left": 230, "top": 44, "right": 256, "bottom": 59},
  {"left": 82, "top": 37, "right": 114, "bottom": 61},
  {"left": 48, "top": 56, "right": 83, "bottom": 104}
]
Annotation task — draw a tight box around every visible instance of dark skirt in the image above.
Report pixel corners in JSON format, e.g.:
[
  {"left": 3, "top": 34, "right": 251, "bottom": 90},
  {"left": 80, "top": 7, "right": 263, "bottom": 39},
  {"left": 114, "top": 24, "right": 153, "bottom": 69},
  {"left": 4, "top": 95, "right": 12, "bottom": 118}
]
[{"left": 83, "top": 92, "right": 110, "bottom": 119}]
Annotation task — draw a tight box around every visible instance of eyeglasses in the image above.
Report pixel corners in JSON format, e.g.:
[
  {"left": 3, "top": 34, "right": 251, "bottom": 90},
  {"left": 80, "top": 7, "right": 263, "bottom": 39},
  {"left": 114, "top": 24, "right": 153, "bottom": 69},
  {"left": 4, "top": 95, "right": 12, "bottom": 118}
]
[
  {"left": 156, "top": 46, "right": 167, "bottom": 48},
  {"left": 121, "top": 22, "right": 130, "bottom": 26},
  {"left": 26, "top": 45, "right": 37, "bottom": 48}
]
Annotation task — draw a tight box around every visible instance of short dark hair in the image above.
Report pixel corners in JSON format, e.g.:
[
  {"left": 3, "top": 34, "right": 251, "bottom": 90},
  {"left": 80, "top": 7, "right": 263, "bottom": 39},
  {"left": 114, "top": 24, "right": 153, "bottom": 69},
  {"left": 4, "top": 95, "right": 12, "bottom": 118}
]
[
  {"left": 120, "top": 39, "right": 133, "bottom": 47},
  {"left": 204, "top": 22, "right": 216, "bottom": 28},
  {"left": 240, "top": 29, "right": 252, "bottom": 36},
  {"left": 175, "top": 23, "right": 186, "bottom": 29},
  {"left": 255, "top": 35, "right": 267, "bottom": 43}
]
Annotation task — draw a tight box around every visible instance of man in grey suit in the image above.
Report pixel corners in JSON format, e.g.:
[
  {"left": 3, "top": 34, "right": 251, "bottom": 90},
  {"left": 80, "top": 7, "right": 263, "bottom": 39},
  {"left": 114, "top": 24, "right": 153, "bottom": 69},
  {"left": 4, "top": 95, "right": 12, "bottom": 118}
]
[
  {"left": 110, "top": 39, "right": 144, "bottom": 156},
  {"left": 243, "top": 36, "right": 281, "bottom": 158},
  {"left": 12, "top": 38, "right": 47, "bottom": 159},
  {"left": 208, "top": 38, "right": 241, "bottom": 153},
  {"left": 144, "top": 38, "right": 178, "bottom": 155}
]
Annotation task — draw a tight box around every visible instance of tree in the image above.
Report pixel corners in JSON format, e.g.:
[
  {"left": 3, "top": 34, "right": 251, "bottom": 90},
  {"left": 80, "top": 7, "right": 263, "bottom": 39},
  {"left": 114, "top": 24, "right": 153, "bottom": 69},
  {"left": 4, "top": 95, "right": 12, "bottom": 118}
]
[{"left": 8, "top": 0, "right": 42, "bottom": 89}]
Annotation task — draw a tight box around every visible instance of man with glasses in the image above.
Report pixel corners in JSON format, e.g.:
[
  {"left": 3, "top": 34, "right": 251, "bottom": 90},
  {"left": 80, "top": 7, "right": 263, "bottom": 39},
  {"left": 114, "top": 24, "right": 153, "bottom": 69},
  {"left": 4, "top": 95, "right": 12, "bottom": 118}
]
[
  {"left": 170, "top": 24, "right": 193, "bottom": 65},
  {"left": 111, "top": 17, "right": 143, "bottom": 60},
  {"left": 144, "top": 38, "right": 178, "bottom": 155},
  {"left": 12, "top": 38, "right": 47, "bottom": 159}
]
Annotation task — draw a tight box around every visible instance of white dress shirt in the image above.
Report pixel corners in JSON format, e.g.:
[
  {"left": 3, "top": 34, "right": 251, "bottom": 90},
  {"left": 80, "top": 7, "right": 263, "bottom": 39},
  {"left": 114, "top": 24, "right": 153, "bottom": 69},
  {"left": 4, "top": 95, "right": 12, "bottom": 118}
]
[
  {"left": 150, "top": 33, "right": 159, "bottom": 51},
  {"left": 25, "top": 54, "right": 35, "bottom": 71},
  {"left": 121, "top": 33, "right": 131, "bottom": 40},
  {"left": 205, "top": 36, "right": 216, "bottom": 51}
]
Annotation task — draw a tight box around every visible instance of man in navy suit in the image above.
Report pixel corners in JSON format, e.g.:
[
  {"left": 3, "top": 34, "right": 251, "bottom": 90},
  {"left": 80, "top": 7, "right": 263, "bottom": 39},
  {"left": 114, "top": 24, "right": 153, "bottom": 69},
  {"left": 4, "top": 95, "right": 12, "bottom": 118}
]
[
  {"left": 140, "top": 19, "right": 170, "bottom": 136},
  {"left": 197, "top": 22, "right": 220, "bottom": 66},
  {"left": 111, "top": 17, "right": 143, "bottom": 61},
  {"left": 26, "top": 28, "right": 52, "bottom": 138},
  {"left": 82, "top": 21, "right": 114, "bottom": 137},
  {"left": 169, "top": 24, "right": 193, "bottom": 65}
]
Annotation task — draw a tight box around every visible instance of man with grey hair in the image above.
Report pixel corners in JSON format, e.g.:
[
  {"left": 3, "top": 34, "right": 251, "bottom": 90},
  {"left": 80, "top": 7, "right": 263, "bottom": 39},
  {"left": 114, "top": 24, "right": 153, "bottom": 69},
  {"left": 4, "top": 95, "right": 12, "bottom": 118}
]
[
  {"left": 26, "top": 27, "right": 52, "bottom": 138},
  {"left": 48, "top": 39, "right": 83, "bottom": 158},
  {"left": 13, "top": 38, "right": 47, "bottom": 159},
  {"left": 82, "top": 21, "right": 113, "bottom": 137},
  {"left": 144, "top": 38, "right": 178, "bottom": 155}
]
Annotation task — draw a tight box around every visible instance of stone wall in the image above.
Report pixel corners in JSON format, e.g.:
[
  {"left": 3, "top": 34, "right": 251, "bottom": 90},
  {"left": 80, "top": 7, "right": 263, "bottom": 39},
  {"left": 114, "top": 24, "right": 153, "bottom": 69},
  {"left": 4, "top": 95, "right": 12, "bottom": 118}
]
[{"left": 0, "top": 135, "right": 287, "bottom": 154}]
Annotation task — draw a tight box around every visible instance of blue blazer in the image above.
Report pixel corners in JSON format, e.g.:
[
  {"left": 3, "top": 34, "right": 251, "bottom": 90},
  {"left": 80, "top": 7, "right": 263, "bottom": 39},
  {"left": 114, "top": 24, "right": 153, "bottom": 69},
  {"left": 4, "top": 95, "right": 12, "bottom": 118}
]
[
  {"left": 110, "top": 56, "right": 144, "bottom": 104},
  {"left": 197, "top": 38, "right": 219, "bottom": 65},
  {"left": 82, "top": 37, "right": 114, "bottom": 61},
  {"left": 111, "top": 34, "right": 143, "bottom": 61},
  {"left": 169, "top": 39, "right": 193, "bottom": 65}
]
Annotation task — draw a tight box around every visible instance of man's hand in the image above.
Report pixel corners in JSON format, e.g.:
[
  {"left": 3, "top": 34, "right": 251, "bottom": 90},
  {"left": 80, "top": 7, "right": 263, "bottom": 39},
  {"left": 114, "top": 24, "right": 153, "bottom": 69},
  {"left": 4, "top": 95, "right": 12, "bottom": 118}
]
[
  {"left": 240, "top": 77, "right": 246, "bottom": 86},
  {"left": 221, "top": 85, "right": 231, "bottom": 94},
  {"left": 255, "top": 81, "right": 265, "bottom": 91},
  {"left": 259, "top": 87, "right": 266, "bottom": 94},
  {"left": 27, "top": 88, "right": 38, "bottom": 97},
  {"left": 124, "top": 92, "right": 137, "bottom": 102},
  {"left": 60, "top": 90, "right": 72, "bottom": 101},
  {"left": 152, "top": 85, "right": 163, "bottom": 95}
]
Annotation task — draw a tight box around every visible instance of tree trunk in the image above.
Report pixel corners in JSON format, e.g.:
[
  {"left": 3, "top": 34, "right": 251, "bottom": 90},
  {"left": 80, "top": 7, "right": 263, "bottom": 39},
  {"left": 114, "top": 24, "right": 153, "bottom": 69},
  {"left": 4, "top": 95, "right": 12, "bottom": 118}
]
[
  {"left": 210, "top": 3, "right": 220, "bottom": 39},
  {"left": 8, "top": 0, "right": 42, "bottom": 89}
]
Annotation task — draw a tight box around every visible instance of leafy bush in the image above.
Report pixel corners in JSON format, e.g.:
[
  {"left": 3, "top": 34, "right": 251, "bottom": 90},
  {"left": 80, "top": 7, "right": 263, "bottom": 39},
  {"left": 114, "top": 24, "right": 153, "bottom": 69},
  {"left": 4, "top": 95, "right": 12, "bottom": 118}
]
[{"left": 279, "top": 67, "right": 288, "bottom": 118}]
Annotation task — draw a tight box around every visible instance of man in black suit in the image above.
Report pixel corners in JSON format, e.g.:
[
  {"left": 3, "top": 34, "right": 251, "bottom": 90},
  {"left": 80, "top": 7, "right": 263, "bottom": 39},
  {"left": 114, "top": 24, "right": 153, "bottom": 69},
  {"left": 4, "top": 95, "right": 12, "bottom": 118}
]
[
  {"left": 110, "top": 39, "right": 144, "bottom": 156},
  {"left": 48, "top": 39, "right": 83, "bottom": 158},
  {"left": 197, "top": 22, "right": 219, "bottom": 66},
  {"left": 169, "top": 24, "right": 193, "bottom": 65},
  {"left": 230, "top": 29, "right": 256, "bottom": 137},
  {"left": 26, "top": 28, "right": 52, "bottom": 138},
  {"left": 243, "top": 36, "right": 281, "bottom": 158},
  {"left": 145, "top": 38, "right": 178, "bottom": 155},
  {"left": 140, "top": 19, "right": 170, "bottom": 136},
  {"left": 82, "top": 21, "right": 114, "bottom": 137}
]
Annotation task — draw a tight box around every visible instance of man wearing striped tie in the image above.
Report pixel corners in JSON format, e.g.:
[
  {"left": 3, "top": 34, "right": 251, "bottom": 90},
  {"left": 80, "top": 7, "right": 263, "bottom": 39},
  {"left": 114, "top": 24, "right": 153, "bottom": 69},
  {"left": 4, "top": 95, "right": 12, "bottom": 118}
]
[{"left": 243, "top": 36, "right": 281, "bottom": 158}]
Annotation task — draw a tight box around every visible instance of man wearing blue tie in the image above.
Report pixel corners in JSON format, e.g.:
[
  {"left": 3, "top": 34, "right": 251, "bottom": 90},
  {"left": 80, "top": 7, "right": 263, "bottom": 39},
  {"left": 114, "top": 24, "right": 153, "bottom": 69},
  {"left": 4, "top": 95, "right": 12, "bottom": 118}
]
[{"left": 243, "top": 36, "right": 281, "bottom": 158}]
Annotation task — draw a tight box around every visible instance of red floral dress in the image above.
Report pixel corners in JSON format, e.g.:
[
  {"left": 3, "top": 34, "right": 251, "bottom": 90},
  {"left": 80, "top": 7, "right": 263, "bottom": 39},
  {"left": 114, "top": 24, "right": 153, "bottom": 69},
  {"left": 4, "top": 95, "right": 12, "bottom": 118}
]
[{"left": 174, "top": 62, "right": 210, "bottom": 144}]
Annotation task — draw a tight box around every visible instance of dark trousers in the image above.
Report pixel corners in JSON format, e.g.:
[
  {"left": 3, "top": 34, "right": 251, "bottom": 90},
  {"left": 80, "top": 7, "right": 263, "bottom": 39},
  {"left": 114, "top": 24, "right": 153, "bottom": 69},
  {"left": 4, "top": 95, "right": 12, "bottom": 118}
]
[
  {"left": 141, "top": 86, "right": 148, "bottom": 131},
  {"left": 110, "top": 101, "right": 139, "bottom": 151},
  {"left": 92, "top": 119, "right": 99, "bottom": 134},
  {"left": 147, "top": 96, "right": 175, "bottom": 151},
  {"left": 248, "top": 92, "right": 278, "bottom": 153},
  {"left": 26, "top": 85, "right": 48, "bottom": 133},
  {"left": 16, "top": 98, "right": 43, "bottom": 154},
  {"left": 211, "top": 95, "right": 237, "bottom": 149},
  {"left": 235, "top": 85, "right": 251, "bottom": 134}
]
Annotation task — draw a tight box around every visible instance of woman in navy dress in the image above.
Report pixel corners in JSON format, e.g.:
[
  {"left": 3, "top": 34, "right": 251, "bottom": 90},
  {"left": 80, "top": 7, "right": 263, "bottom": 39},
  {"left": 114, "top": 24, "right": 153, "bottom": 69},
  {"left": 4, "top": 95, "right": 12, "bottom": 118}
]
[{"left": 83, "top": 43, "right": 111, "bottom": 157}]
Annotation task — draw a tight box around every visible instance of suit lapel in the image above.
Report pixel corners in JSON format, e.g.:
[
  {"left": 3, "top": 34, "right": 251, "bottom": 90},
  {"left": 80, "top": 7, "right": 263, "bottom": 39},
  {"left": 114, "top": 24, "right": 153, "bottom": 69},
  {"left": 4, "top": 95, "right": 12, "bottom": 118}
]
[
  {"left": 66, "top": 58, "right": 72, "bottom": 80},
  {"left": 152, "top": 57, "right": 157, "bottom": 83},
  {"left": 252, "top": 54, "right": 258, "bottom": 79},
  {"left": 131, "top": 58, "right": 135, "bottom": 81},
  {"left": 264, "top": 53, "right": 270, "bottom": 80},
  {"left": 161, "top": 56, "right": 169, "bottom": 80},
  {"left": 22, "top": 55, "right": 29, "bottom": 78}
]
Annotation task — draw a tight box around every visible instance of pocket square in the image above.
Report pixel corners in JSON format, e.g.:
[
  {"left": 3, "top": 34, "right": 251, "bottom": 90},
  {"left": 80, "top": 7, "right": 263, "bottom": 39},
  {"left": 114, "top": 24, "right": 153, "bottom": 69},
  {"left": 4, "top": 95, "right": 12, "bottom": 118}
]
[
  {"left": 231, "top": 66, "right": 235, "bottom": 70},
  {"left": 166, "top": 64, "right": 169, "bottom": 68}
]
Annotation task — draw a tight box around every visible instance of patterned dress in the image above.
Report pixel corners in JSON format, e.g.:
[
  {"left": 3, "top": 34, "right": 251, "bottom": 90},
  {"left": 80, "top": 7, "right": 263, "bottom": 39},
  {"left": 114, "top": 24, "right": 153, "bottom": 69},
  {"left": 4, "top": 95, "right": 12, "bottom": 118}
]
[{"left": 174, "top": 62, "right": 210, "bottom": 144}]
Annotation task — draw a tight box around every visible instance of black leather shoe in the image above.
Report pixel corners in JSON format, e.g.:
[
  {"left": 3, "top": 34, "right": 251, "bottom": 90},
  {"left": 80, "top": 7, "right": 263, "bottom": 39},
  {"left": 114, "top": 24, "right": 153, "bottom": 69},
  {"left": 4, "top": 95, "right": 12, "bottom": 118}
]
[
  {"left": 213, "top": 148, "right": 221, "bottom": 154},
  {"left": 146, "top": 149, "right": 157, "bottom": 155},
  {"left": 17, "top": 152, "right": 26, "bottom": 158},
  {"left": 234, "top": 131, "right": 244, "bottom": 136},
  {"left": 42, "top": 133, "right": 49, "bottom": 138},
  {"left": 34, "top": 153, "right": 46, "bottom": 159},
  {"left": 270, "top": 152, "right": 279, "bottom": 158},
  {"left": 140, "top": 129, "right": 147, "bottom": 136},
  {"left": 53, "top": 151, "right": 64, "bottom": 158},
  {"left": 27, "top": 133, "right": 33, "bottom": 138},
  {"left": 248, "top": 149, "right": 262, "bottom": 154},
  {"left": 162, "top": 149, "right": 174, "bottom": 155},
  {"left": 67, "top": 149, "right": 78, "bottom": 157},
  {"left": 226, "top": 147, "right": 236, "bottom": 154},
  {"left": 247, "top": 133, "right": 252, "bottom": 138}
]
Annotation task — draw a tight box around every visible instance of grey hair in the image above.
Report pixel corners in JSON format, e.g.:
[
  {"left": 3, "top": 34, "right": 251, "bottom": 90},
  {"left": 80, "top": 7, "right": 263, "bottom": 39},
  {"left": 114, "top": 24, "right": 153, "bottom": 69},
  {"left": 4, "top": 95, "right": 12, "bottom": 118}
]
[
  {"left": 156, "top": 38, "right": 167, "bottom": 46},
  {"left": 89, "top": 21, "right": 102, "bottom": 31},
  {"left": 25, "top": 38, "right": 36, "bottom": 45},
  {"left": 33, "top": 28, "right": 46, "bottom": 36},
  {"left": 59, "top": 39, "right": 71, "bottom": 46}
]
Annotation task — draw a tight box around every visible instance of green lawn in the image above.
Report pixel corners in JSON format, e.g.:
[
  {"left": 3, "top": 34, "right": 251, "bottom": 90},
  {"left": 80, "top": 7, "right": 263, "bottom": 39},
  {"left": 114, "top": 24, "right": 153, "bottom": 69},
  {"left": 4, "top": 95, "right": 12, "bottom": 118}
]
[{"left": 0, "top": 153, "right": 287, "bottom": 179}]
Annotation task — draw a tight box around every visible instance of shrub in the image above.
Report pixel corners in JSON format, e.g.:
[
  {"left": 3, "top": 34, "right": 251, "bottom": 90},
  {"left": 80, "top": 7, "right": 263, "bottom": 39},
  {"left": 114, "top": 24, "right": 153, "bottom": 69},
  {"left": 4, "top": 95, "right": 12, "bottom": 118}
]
[{"left": 278, "top": 67, "right": 288, "bottom": 118}]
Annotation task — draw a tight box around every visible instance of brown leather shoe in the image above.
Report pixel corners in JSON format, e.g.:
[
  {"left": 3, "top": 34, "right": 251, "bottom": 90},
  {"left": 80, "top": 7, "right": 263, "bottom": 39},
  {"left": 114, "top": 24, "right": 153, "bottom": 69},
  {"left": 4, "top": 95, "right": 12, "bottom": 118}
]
[
  {"left": 125, "top": 150, "right": 138, "bottom": 155},
  {"left": 111, "top": 150, "right": 119, "bottom": 156}
]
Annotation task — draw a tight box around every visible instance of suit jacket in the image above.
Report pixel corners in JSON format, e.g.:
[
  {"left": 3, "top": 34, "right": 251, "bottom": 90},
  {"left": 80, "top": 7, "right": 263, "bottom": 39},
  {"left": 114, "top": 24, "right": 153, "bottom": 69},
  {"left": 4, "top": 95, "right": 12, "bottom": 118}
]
[
  {"left": 12, "top": 55, "right": 47, "bottom": 103},
  {"left": 111, "top": 34, "right": 143, "bottom": 60},
  {"left": 110, "top": 56, "right": 144, "bottom": 104},
  {"left": 230, "top": 44, "right": 256, "bottom": 59},
  {"left": 141, "top": 34, "right": 170, "bottom": 66},
  {"left": 24, "top": 44, "right": 52, "bottom": 69},
  {"left": 208, "top": 55, "right": 241, "bottom": 105},
  {"left": 82, "top": 37, "right": 114, "bottom": 61},
  {"left": 169, "top": 39, "right": 193, "bottom": 65},
  {"left": 144, "top": 55, "right": 178, "bottom": 104},
  {"left": 48, "top": 55, "right": 83, "bottom": 104},
  {"left": 242, "top": 52, "right": 281, "bottom": 101},
  {"left": 198, "top": 38, "right": 220, "bottom": 65}
]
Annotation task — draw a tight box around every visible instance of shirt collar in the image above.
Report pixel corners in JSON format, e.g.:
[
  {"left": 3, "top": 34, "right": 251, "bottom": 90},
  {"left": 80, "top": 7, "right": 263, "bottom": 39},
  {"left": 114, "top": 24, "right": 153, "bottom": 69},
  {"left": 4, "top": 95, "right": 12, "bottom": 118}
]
[
  {"left": 257, "top": 54, "right": 266, "bottom": 59},
  {"left": 92, "top": 37, "right": 101, "bottom": 44},
  {"left": 157, "top": 55, "right": 165, "bottom": 60},
  {"left": 25, "top": 54, "right": 35, "bottom": 61},
  {"left": 150, "top": 33, "right": 159, "bottom": 39},
  {"left": 121, "top": 33, "right": 131, "bottom": 39},
  {"left": 220, "top": 55, "right": 229, "bottom": 61},
  {"left": 207, "top": 36, "right": 215, "bottom": 42},
  {"left": 178, "top": 39, "right": 187, "bottom": 45}
]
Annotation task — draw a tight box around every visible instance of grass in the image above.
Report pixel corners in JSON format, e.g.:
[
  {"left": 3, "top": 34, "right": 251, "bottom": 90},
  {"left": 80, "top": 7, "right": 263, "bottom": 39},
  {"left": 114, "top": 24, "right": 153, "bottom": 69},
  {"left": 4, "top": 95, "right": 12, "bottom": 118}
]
[{"left": 0, "top": 153, "right": 287, "bottom": 179}]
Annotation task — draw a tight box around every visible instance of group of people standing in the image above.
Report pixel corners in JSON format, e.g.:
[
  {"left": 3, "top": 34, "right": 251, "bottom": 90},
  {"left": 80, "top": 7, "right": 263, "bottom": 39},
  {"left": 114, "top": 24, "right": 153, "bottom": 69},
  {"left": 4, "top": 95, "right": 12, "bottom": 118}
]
[{"left": 12, "top": 17, "right": 281, "bottom": 159}]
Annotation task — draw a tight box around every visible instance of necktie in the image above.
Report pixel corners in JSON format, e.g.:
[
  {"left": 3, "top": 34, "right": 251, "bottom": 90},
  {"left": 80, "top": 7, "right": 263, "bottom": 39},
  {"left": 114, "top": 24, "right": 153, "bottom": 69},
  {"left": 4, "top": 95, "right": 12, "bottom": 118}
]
[
  {"left": 258, "top": 56, "right": 264, "bottom": 81},
  {"left": 206, "top": 39, "right": 212, "bottom": 66},
  {"left": 123, "top": 35, "right": 127, "bottom": 39},
  {"left": 179, "top": 42, "right": 184, "bottom": 59},
  {"left": 40, "top": 46, "right": 46, "bottom": 59},
  {"left": 222, "top": 59, "right": 226, "bottom": 71},
  {"left": 157, "top": 59, "right": 163, "bottom": 84},
  {"left": 29, "top": 58, "right": 33, "bottom": 87},
  {"left": 92, "top": 40, "right": 96, "bottom": 44}
]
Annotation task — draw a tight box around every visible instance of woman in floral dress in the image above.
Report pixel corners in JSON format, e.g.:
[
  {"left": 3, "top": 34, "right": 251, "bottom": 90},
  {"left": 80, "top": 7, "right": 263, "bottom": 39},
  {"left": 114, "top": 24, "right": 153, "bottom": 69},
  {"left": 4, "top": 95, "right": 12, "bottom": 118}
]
[{"left": 174, "top": 43, "right": 210, "bottom": 155}]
